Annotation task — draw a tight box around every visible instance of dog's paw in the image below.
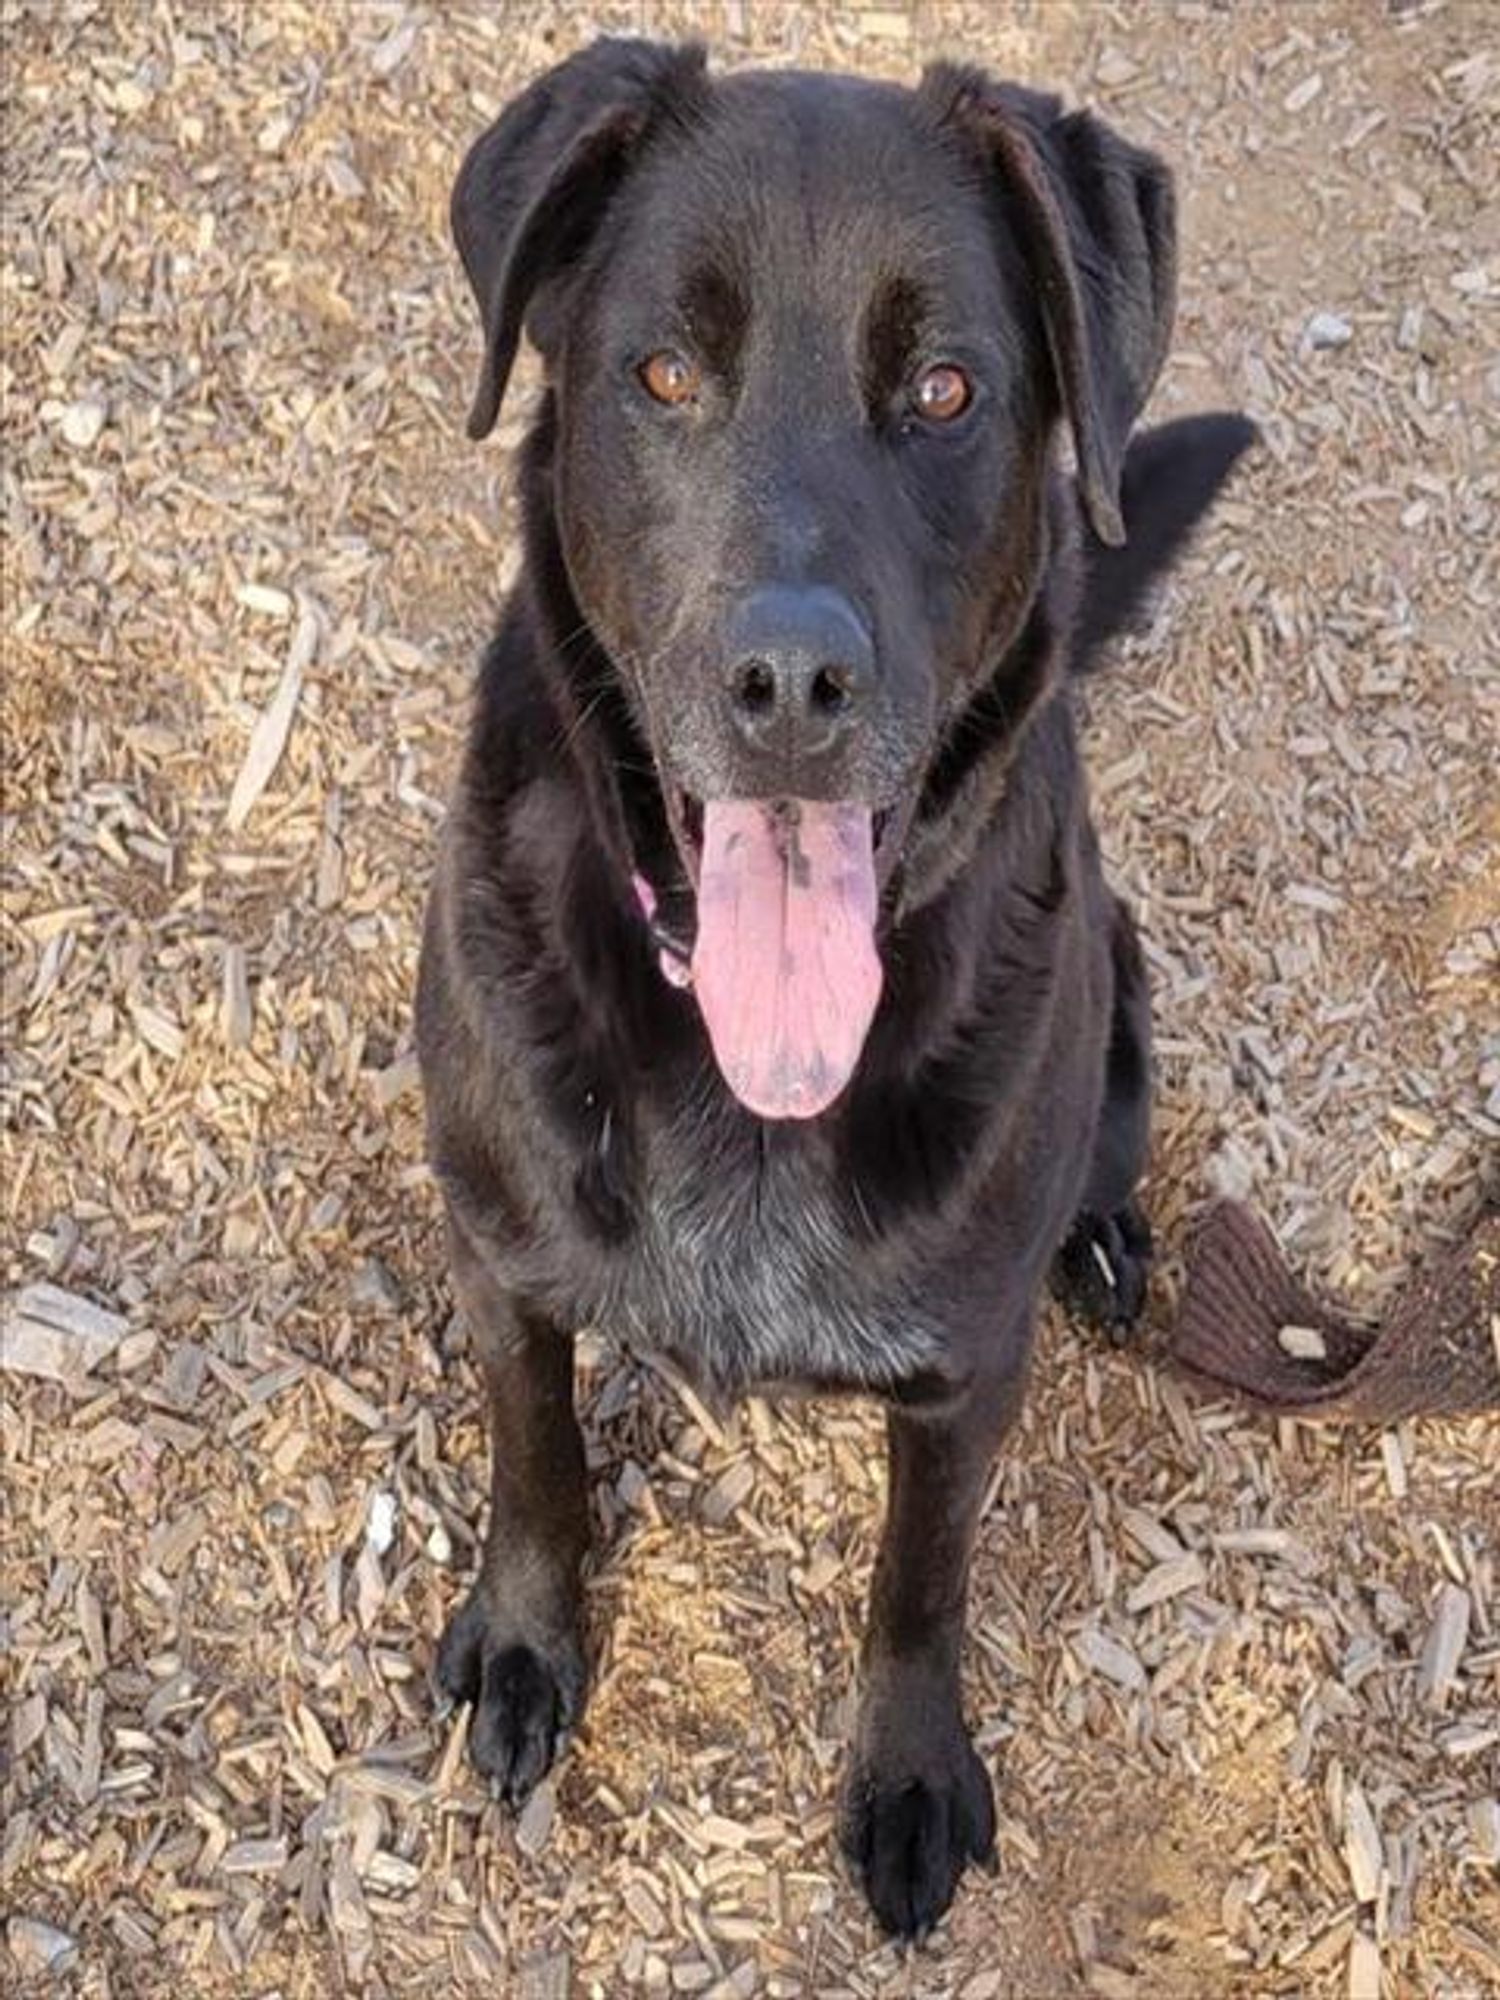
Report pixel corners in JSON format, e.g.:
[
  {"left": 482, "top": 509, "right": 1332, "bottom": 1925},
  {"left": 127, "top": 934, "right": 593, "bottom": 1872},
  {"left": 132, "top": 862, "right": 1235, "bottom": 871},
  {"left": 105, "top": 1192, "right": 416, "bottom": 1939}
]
[
  {"left": 1051, "top": 1199, "right": 1153, "bottom": 1343},
  {"left": 435, "top": 1592, "right": 587, "bottom": 1807},
  {"left": 839, "top": 1713, "right": 996, "bottom": 1940}
]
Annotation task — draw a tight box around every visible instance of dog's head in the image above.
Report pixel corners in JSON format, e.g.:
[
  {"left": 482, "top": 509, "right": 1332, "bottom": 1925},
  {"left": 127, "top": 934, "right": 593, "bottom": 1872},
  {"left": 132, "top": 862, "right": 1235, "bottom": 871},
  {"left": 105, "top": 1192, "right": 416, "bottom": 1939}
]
[{"left": 451, "top": 40, "right": 1176, "bottom": 1118}]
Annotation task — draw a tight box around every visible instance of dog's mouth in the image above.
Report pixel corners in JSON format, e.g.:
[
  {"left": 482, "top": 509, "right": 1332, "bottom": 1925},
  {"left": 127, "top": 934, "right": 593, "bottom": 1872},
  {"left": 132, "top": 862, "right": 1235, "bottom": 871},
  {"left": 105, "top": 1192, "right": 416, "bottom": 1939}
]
[
  {"left": 664, "top": 786, "right": 901, "bottom": 890},
  {"left": 651, "top": 786, "right": 898, "bottom": 1122}
]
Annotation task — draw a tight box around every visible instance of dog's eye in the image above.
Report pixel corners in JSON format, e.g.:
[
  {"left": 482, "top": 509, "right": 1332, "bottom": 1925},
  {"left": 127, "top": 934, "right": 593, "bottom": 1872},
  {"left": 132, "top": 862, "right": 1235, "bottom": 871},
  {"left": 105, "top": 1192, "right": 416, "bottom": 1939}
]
[
  {"left": 639, "top": 350, "right": 702, "bottom": 407},
  {"left": 913, "top": 363, "right": 972, "bottom": 424}
]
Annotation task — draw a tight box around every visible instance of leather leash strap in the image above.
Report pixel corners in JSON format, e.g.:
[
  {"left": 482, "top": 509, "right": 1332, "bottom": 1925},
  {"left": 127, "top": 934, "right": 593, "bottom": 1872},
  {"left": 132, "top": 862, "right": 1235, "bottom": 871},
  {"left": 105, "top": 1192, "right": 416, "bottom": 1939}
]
[{"left": 1167, "top": 1197, "right": 1500, "bottom": 1421}]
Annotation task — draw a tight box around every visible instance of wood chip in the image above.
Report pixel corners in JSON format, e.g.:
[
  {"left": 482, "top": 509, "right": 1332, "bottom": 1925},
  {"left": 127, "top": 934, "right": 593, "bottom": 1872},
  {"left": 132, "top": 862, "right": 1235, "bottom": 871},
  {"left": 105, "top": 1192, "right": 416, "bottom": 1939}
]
[
  {"left": 59, "top": 399, "right": 105, "bottom": 448},
  {"left": 7, "top": 1916, "right": 79, "bottom": 1976},
  {"left": 1378, "top": 1428, "right": 1407, "bottom": 1499},
  {"left": 130, "top": 1001, "right": 184, "bottom": 1062},
  {"left": 1439, "top": 1722, "right": 1498, "bottom": 1760},
  {"left": 1341, "top": 1927, "right": 1382, "bottom": 2000},
  {"left": 1120, "top": 1507, "right": 1187, "bottom": 1563},
  {"left": 518, "top": 1952, "right": 571, "bottom": 2000},
  {"left": 1466, "top": 1800, "right": 1499, "bottom": 1867},
  {"left": 1125, "top": 1553, "right": 1206, "bottom": 1613},
  {"left": 1276, "top": 1322, "right": 1328, "bottom": 1361},
  {"left": 1343, "top": 1782, "right": 1383, "bottom": 1903},
  {"left": 1212, "top": 1527, "right": 1308, "bottom": 1563},
  {"left": 1417, "top": 1584, "right": 1471, "bottom": 1708},
  {"left": 624, "top": 1880, "right": 667, "bottom": 1935},
  {"left": 703, "top": 1459, "right": 755, "bottom": 1526},
  {"left": 220, "top": 1838, "right": 289, "bottom": 1876},
  {"left": 1085, "top": 1965, "right": 1139, "bottom": 1999},
  {"left": 1, "top": 1284, "right": 128, "bottom": 1382},
  {"left": 222, "top": 942, "right": 253, "bottom": 1047},
  {"left": 1073, "top": 1627, "right": 1146, "bottom": 1692},
  {"left": 225, "top": 609, "right": 317, "bottom": 829},
  {"left": 515, "top": 1779, "right": 555, "bottom": 1859},
  {"left": 235, "top": 581, "right": 294, "bottom": 619}
]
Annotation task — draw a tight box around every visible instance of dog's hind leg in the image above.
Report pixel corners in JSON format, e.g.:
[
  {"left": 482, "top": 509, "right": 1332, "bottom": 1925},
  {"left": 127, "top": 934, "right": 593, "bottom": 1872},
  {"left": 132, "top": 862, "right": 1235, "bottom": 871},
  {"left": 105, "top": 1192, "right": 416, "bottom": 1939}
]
[{"left": 1051, "top": 894, "right": 1154, "bottom": 1340}]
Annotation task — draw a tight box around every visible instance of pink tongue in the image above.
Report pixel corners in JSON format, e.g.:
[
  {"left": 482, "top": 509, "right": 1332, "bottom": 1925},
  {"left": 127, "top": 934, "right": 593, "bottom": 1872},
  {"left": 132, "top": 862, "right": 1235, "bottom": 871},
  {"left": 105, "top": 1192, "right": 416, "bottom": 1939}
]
[{"left": 690, "top": 800, "right": 883, "bottom": 1120}]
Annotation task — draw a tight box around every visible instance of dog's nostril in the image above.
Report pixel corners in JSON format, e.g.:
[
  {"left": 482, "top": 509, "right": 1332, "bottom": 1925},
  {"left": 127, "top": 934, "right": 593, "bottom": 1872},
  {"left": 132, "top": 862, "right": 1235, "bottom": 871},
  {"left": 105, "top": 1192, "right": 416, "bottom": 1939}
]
[
  {"left": 738, "top": 660, "right": 777, "bottom": 715},
  {"left": 811, "top": 663, "right": 856, "bottom": 716}
]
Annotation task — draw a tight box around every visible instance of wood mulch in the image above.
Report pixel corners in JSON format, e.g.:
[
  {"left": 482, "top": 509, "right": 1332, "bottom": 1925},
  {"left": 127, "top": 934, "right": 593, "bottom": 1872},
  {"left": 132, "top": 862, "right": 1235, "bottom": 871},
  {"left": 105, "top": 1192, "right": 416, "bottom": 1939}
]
[{"left": 3, "top": 3, "right": 1496, "bottom": 1996}]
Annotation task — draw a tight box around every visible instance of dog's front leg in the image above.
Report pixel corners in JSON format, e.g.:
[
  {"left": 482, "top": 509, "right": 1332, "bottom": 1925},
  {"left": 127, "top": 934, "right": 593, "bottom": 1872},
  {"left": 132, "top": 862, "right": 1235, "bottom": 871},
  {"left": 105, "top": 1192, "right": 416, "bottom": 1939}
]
[
  {"left": 434, "top": 1207, "right": 589, "bottom": 1804},
  {"left": 841, "top": 1353, "right": 1026, "bottom": 1937}
]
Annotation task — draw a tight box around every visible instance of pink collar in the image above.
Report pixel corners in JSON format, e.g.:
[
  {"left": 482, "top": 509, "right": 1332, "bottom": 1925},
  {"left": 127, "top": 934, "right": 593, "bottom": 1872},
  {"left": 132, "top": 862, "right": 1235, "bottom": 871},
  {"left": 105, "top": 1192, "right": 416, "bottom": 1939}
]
[{"left": 631, "top": 872, "right": 693, "bottom": 989}]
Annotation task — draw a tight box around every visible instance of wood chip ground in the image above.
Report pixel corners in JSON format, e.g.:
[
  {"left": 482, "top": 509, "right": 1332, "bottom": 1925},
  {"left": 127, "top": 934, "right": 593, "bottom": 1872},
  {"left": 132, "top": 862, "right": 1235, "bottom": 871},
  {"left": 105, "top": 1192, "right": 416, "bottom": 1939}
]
[{"left": 3, "top": 3, "right": 1497, "bottom": 1996}]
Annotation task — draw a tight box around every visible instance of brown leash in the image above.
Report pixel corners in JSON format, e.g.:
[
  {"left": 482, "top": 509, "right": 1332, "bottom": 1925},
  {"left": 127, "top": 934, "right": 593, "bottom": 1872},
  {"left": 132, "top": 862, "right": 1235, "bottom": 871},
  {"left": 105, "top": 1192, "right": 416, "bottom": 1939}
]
[{"left": 1166, "top": 1196, "right": 1500, "bottom": 1422}]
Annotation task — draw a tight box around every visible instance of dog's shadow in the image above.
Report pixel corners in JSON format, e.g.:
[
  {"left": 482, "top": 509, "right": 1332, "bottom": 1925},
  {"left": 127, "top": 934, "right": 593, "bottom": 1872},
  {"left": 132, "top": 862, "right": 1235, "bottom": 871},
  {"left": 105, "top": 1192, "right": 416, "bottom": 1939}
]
[{"left": 567, "top": 1334, "right": 871, "bottom": 1798}]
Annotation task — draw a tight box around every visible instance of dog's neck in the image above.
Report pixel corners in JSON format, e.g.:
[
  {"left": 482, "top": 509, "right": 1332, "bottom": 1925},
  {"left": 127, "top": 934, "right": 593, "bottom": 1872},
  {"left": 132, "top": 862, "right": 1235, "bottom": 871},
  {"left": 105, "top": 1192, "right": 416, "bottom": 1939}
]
[{"left": 897, "top": 484, "right": 1077, "bottom": 916}]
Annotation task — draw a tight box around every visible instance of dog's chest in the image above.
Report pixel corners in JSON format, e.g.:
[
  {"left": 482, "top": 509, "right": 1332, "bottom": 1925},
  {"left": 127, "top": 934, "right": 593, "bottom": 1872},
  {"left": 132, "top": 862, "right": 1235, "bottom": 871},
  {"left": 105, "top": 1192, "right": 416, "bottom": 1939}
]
[{"left": 581, "top": 1118, "right": 942, "bottom": 1395}]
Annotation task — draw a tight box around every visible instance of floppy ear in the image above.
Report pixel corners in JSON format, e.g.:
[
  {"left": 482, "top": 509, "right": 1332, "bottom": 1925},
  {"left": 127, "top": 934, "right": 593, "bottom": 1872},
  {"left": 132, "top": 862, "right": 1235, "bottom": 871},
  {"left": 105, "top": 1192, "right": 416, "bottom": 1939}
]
[
  {"left": 922, "top": 67, "right": 1177, "bottom": 546},
  {"left": 452, "top": 37, "right": 708, "bottom": 441}
]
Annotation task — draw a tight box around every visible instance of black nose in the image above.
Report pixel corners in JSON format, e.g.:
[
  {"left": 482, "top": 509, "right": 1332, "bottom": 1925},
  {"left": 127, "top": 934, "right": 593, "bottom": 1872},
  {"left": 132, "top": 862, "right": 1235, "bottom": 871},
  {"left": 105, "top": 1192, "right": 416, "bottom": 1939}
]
[{"left": 724, "top": 585, "right": 874, "bottom": 763}]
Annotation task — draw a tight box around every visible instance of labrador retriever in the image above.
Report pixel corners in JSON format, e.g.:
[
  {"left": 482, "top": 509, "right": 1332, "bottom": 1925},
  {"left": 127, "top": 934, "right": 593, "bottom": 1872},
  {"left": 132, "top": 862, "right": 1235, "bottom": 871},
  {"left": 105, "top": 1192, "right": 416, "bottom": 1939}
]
[{"left": 417, "top": 38, "right": 1255, "bottom": 1937}]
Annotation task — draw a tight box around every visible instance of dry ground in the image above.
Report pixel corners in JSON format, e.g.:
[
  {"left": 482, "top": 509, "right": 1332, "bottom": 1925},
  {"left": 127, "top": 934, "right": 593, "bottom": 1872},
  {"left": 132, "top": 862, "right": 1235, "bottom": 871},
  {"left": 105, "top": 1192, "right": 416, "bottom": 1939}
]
[{"left": 3, "top": 2, "right": 1498, "bottom": 1996}]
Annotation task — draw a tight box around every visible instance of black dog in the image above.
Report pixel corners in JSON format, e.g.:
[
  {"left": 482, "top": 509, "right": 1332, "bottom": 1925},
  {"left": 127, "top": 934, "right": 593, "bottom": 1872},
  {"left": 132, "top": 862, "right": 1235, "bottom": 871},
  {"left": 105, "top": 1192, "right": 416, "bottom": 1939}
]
[{"left": 418, "top": 39, "right": 1254, "bottom": 1938}]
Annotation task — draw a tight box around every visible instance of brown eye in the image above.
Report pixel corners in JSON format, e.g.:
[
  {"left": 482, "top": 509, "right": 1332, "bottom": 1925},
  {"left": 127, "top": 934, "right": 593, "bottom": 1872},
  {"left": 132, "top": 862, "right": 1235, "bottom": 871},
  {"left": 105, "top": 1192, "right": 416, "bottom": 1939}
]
[
  {"left": 639, "top": 349, "right": 702, "bottom": 406},
  {"left": 914, "top": 363, "right": 972, "bottom": 424}
]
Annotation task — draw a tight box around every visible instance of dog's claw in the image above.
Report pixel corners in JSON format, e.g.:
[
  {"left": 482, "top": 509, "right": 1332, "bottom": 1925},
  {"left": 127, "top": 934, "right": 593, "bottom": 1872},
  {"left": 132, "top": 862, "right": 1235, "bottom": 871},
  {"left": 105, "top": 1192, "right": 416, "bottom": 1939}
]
[
  {"left": 435, "top": 1592, "right": 587, "bottom": 1808},
  {"left": 840, "top": 1720, "right": 996, "bottom": 1940},
  {"left": 1051, "top": 1201, "right": 1153, "bottom": 1340}
]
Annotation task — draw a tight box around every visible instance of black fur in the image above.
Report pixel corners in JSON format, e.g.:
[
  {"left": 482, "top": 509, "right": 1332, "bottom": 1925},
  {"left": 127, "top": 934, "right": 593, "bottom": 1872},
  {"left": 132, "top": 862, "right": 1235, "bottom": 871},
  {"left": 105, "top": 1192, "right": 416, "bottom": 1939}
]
[
  {"left": 1071, "top": 412, "right": 1257, "bottom": 674},
  {"left": 417, "top": 39, "right": 1255, "bottom": 1939}
]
